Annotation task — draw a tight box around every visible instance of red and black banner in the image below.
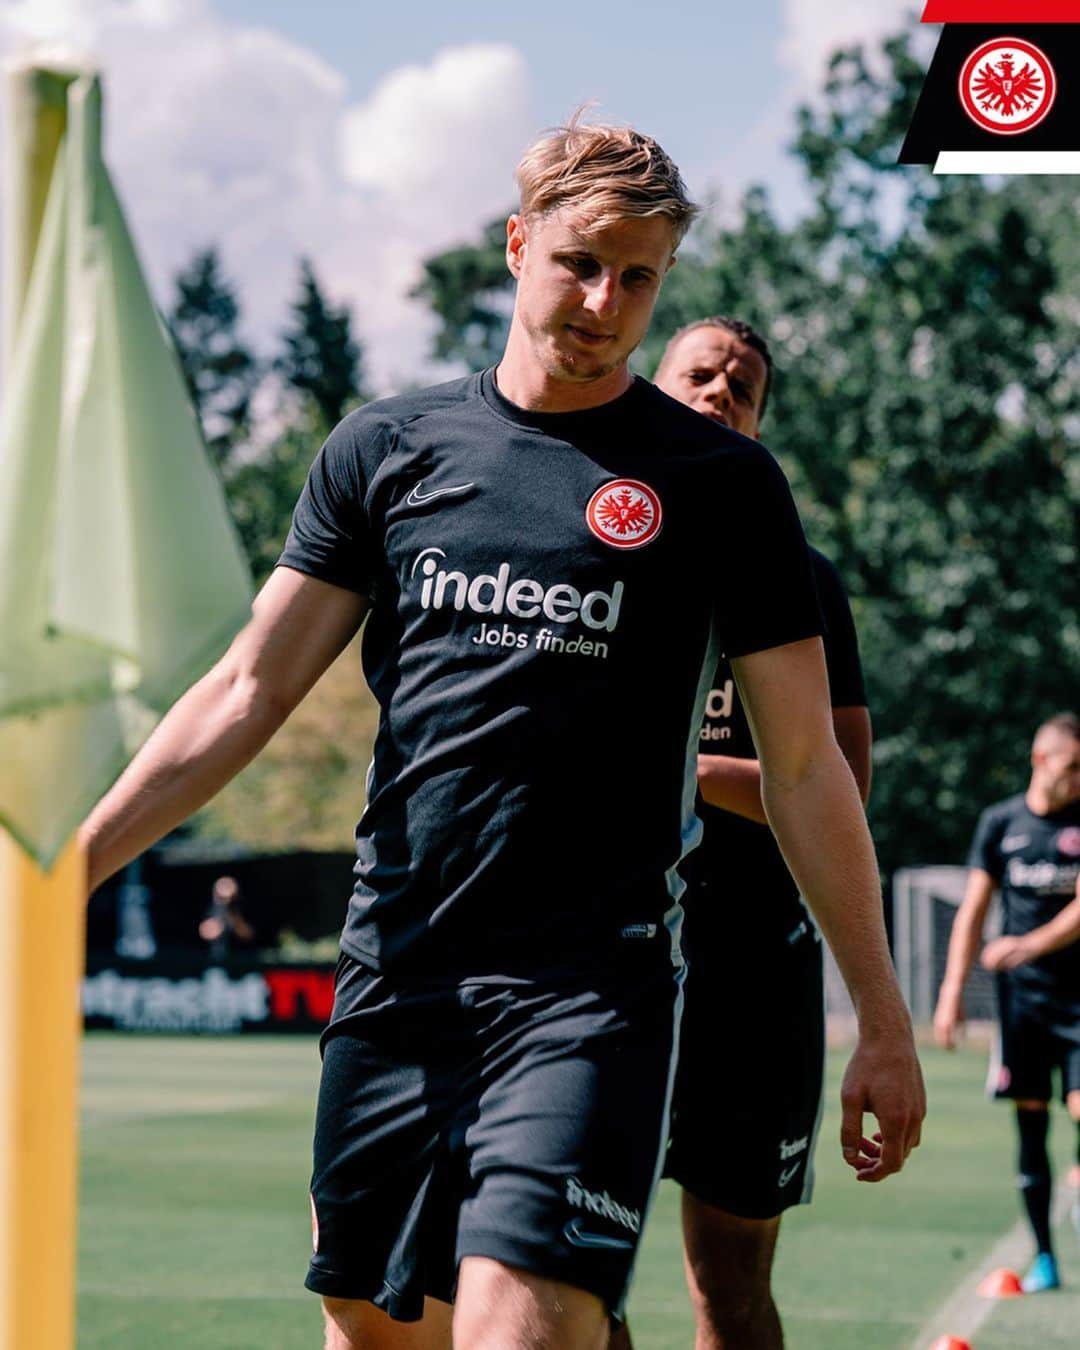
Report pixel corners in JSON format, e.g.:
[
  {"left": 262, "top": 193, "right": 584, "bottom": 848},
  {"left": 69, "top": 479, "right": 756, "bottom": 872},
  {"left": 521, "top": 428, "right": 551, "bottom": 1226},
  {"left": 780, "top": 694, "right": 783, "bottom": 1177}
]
[
  {"left": 83, "top": 952, "right": 338, "bottom": 1034},
  {"left": 900, "top": 4, "right": 1080, "bottom": 166}
]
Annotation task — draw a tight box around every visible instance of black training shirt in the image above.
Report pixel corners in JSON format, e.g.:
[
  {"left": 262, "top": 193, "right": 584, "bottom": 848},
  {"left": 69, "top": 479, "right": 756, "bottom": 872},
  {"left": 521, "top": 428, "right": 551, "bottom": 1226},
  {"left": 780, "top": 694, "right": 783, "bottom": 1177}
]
[
  {"left": 968, "top": 794, "right": 1080, "bottom": 996},
  {"left": 279, "top": 370, "right": 822, "bottom": 976}
]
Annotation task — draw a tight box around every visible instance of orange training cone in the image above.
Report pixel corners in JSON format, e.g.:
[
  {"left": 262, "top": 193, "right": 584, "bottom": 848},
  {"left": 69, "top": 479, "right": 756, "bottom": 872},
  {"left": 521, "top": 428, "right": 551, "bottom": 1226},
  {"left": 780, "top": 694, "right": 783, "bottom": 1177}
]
[
  {"left": 977, "top": 1266, "right": 1024, "bottom": 1298},
  {"left": 929, "top": 1337, "right": 973, "bottom": 1350}
]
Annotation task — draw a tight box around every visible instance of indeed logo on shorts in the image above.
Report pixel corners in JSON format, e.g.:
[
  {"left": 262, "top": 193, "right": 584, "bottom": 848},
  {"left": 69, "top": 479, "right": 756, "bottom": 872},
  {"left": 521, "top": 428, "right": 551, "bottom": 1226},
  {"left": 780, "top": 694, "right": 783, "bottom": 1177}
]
[
  {"left": 410, "top": 549, "right": 623, "bottom": 632},
  {"left": 565, "top": 1177, "right": 641, "bottom": 1234}
]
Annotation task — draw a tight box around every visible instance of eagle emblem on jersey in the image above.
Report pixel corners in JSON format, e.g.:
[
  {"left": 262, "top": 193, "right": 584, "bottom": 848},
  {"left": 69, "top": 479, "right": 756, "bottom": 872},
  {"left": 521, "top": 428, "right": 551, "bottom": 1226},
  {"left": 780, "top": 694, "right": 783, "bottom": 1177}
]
[
  {"left": 1056, "top": 827, "right": 1080, "bottom": 859},
  {"left": 959, "top": 38, "right": 1056, "bottom": 136},
  {"left": 586, "top": 479, "right": 662, "bottom": 550}
]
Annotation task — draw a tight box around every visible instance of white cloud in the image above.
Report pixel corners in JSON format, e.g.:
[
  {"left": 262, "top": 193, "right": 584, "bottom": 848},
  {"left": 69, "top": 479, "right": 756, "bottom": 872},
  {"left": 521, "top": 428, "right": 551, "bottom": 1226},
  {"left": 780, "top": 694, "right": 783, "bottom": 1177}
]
[
  {"left": 697, "top": 2, "right": 929, "bottom": 219},
  {"left": 342, "top": 45, "right": 527, "bottom": 209},
  {"left": 0, "top": 2, "right": 532, "bottom": 391},
  {"left": 336, "top": 43, "right": 529, "bottom": 385},
  {"left": 779, "top": 0, "right": 916, "bottom": 90}
]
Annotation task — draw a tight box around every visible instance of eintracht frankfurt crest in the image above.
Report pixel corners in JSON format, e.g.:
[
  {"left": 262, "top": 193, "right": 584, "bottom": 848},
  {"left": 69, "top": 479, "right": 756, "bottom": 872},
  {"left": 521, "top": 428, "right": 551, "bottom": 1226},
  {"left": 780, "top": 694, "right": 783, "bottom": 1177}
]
[
  {"left": 959, "top": 37, "right": 1057, "bottom": 135},
  {"left": 1057, "top": 826, "right": 1080, "bottom": 858},
  {"left": 586, "top": 479, "right": 662, "bottom": 549}
]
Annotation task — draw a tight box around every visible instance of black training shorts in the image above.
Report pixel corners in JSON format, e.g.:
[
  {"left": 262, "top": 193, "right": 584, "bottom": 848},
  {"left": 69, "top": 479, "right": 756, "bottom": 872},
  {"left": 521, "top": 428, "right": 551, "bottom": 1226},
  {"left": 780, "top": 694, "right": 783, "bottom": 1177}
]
[
  {"left": 664, "top": 901, "right": 825, "bottom": 1220},
  {"left": 305, "top": 951, "right": 683, "bottom": 1319},
  {"left": 988, "top": 974, "right": 1080, "bottom": 1104}
]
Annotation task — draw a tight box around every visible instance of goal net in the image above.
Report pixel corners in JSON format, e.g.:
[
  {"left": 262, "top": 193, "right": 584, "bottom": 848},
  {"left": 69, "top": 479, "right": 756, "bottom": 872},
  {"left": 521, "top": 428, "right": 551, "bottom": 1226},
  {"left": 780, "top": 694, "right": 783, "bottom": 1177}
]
[{"left": 892, "top": 865, "right": 999, "bottom": 1023}]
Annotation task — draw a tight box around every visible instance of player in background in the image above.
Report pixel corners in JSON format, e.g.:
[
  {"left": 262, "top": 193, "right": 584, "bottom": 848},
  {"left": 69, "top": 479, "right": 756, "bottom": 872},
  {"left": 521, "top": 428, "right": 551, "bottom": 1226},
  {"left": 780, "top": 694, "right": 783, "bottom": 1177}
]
[
  {"left": 935, "top": 712, "right": 1080, "bottom": 1293},
  {"left": 613, "top": 318, "right": 872, "bottom": 1350},
  {"left": 81, "top": 115, "right": 924, "bottom": 1350}
]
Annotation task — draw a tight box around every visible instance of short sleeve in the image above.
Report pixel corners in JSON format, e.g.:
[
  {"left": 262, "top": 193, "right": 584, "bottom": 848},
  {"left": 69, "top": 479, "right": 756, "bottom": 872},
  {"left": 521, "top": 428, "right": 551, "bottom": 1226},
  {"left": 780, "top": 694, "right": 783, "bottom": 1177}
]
[
  {"left": 813, "top": 553, "right": 868, "bottom": 709},
  {"left": 967, "top": 806, "right": 1003, "bottom": 880},
  {"left": 277, "top": 416, "right": 378, "bottom": 596},
  {"left": 719, "top": 448, "right": 823, "bottom": 659}
]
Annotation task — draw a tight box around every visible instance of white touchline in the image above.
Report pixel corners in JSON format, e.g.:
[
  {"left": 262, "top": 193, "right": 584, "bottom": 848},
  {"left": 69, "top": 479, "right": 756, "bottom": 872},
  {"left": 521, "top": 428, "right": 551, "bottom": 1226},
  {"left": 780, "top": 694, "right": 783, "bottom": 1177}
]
[{"left": 907, "top": 1186, "right": 1073, "bottom": 1349}]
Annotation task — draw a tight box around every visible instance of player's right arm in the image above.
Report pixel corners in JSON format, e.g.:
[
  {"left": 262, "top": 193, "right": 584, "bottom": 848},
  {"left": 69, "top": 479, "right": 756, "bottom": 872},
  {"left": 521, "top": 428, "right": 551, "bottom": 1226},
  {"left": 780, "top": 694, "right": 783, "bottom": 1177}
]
[
  {"left": 932, "top": 868, "right": 996, "bottom": 1049},
  {"left": 80, "top": 567, "right": 368, "bottom": 891}
]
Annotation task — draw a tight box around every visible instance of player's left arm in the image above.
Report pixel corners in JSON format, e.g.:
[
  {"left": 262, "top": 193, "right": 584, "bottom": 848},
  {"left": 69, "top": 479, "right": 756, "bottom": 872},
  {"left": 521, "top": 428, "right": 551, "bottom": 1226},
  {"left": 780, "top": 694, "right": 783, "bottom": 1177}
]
[
  {"left": 981, "top": 878, "right": 1080, "bottom": 970},
  {"left": 732, "top": 636, "right": 925, "bottom": 1181}
]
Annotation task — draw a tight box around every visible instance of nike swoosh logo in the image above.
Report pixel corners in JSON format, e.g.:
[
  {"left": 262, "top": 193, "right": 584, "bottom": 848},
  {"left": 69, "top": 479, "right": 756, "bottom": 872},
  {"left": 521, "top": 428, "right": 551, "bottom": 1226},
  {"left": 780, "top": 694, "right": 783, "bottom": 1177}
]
[
  {"left": 404, "top": 481, "right": 474, "bottom": 507},
  {"left": 778, "top": 1163, "right": 802, "bottom": 1188},
  {"left": 1002, "top": 835, "right": 1030, "bottom": 851},
  {"left": 562, "top": 1218, "right": 634, "bottom": 1251}
]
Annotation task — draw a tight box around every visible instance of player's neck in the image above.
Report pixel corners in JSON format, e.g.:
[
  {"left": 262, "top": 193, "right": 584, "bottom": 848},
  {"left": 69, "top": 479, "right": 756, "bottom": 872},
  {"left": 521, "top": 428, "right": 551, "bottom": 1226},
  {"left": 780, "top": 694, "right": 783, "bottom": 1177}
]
[
  {"left": 496, "top": 331, "right": 632, "bottom": 414},
  {"left": 1026, "top": 784, "right": 1056, "bottom": 816}
]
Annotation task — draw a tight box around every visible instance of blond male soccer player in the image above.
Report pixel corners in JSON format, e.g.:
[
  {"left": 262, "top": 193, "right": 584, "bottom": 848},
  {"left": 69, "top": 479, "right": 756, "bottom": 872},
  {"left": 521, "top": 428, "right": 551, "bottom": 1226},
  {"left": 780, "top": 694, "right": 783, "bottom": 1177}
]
[
  {"left": 612, "top": 317, "right": 872, "bottom": 1350},
  {"left": 936, "top": 712, "right": 1080, "bottom": 1295},
  {"left": 82, "top": 116, "right": 924, "bottom": 1350}
]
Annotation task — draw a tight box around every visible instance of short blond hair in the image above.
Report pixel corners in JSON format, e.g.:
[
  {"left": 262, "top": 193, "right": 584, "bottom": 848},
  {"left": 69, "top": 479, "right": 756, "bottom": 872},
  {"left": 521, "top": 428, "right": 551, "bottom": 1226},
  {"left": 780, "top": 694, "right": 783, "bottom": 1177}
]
[
  {"left": 515, "top": 109, "right": 698, "bottom": 248},
  {"left": 1034, "top": 712, "right": 1080, "bottom": 753}
]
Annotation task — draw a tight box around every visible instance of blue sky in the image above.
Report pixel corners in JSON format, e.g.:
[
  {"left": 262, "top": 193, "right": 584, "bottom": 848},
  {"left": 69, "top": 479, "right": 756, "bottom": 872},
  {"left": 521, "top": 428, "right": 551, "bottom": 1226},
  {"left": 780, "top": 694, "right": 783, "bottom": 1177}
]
[
  {"left": 0, "top": 0, "right": 919, "bottom": 388},
  {"left": 213, "top": 0, "right": 796, "bottom": 197}
]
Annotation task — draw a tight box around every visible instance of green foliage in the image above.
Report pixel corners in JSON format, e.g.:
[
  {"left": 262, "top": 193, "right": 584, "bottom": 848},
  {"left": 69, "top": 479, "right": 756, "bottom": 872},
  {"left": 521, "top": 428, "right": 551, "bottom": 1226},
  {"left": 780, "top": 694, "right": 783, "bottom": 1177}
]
[
  {"left": 413, "top": 31, "right": 1079, "bottom": 876},
  {"left": 165, "top": 258, "right": 379, "bottom": 852},
  {"left": 202, "top": 637, "right": 379, "bottom": 852},
  {"left": 410, "top": 216, "right": 513, "bottom": 370},
  {"left": 278, "top": 258, "right": 366, "bottom": 428},
  {"left": 223, "top": 416, "right": 321, "bottom": 587},
  {"left": 167, "top": 247, "right": 257, "bottom": 469},
  {"left": 770, "top": 39, "right": 1078, "bottom": 874}
]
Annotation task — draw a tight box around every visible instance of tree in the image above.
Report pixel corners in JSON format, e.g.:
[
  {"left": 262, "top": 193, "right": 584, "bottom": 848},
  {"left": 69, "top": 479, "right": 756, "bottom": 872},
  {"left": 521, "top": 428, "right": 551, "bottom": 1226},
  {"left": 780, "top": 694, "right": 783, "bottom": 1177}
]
[
  {"left": 167, "top": 247, "right": 257, "bottom": 469},
  {"left": 278, "top": 258, "right": 365, "bottom": 430},
  {"left": 780, "top": 41, "right": 1078, "bottom": 876},
  {"left": 198, "top": 635, "right": 380, "bottom": 852},
  {"left": 223, "top": 415, "right": 322, "bottom": 586},
  {"left": 410, "top": 217, "right": 514, "bottom": 371}
]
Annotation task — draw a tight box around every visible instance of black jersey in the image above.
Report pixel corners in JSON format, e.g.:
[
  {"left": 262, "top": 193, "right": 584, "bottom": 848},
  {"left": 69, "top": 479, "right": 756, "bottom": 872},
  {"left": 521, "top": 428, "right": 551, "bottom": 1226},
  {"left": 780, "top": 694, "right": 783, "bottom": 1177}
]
[
  {"left": 279, "top": 370, "right": 821, "bottom": 976},
  {"left": 968, "top": 794, "right": 1080, "bottom": 996},
  {"left": 684, "top": 550, "right": 866, "bottom": 929}
]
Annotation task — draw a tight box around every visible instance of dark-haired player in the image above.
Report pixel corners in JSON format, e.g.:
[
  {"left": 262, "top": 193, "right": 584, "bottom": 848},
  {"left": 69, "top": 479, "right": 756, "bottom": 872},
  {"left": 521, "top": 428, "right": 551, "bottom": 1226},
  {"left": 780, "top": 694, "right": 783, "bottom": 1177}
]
[
  {"left": 936, "top": 712, "right": 1080, "bottom": 1294},
  {"left": 81, "top": 117, "right": 922, "bottom": 1350},
  {"left": 614, "top": 318, "right": 871, "bottom": 1350}
]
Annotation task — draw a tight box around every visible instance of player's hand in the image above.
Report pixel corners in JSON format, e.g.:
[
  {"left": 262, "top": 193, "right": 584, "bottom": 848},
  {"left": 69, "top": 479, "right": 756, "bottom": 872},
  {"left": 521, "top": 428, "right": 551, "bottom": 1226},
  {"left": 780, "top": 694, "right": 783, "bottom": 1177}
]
[
  {"left": 933, "top": 988, "right": 963, "bottom": 1049},
  {"left": 979, "top": 936, "right": 1033, "bottom": 971},
  {"left": 839, "top": 1018, "right": 925, "bottom": 1183}
]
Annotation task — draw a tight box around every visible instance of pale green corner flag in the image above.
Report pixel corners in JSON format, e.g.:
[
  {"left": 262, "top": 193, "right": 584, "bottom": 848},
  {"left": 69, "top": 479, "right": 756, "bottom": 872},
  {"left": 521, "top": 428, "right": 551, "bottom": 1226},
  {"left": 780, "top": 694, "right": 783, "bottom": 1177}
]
[{"left": 0, "top": 60, "right": 253, "bottom": 866}]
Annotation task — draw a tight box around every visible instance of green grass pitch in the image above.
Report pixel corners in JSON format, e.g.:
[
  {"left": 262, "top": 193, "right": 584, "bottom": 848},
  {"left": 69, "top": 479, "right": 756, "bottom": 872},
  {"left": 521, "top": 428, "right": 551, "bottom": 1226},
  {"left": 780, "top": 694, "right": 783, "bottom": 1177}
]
[{"left": 78, "top": 1038, "right": 1080, "bottom": 1348}]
